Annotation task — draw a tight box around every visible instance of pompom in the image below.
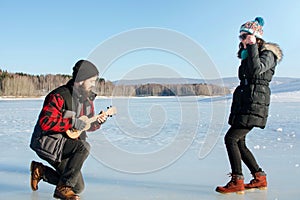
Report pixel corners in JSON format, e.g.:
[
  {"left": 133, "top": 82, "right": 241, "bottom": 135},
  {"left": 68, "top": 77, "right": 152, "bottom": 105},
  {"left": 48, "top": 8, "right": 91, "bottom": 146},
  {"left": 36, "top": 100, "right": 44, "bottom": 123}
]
[{"left": 255, "top": 17, "right": 264, "bottom": 26}]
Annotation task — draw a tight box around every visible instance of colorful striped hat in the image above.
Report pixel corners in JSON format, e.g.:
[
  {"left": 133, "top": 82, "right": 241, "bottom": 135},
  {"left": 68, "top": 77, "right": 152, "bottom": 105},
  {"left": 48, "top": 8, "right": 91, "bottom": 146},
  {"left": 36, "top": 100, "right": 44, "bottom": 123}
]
[{"left": 240, "top": 17, "right": 264, "bottom": 38}]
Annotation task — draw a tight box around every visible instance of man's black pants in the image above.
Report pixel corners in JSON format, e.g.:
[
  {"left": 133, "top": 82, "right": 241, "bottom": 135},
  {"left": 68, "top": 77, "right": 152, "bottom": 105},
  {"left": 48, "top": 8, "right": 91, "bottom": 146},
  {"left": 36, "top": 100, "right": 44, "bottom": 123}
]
[{"left": 41, "top": 139, "right": 90, "bottom": 193}]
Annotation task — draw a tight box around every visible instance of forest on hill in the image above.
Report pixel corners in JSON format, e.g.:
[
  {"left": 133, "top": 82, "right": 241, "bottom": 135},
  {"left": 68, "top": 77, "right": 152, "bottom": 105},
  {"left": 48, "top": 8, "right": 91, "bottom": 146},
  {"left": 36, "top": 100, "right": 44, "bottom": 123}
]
[{"left": 0, "top": 69, "right": 230, "bottom": 97}]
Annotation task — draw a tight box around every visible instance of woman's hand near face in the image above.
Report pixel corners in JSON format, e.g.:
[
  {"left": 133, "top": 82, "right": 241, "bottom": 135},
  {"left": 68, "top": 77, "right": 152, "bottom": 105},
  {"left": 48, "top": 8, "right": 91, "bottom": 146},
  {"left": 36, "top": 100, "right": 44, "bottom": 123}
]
[{"left": 246, "top": 34, "right": 256, "bottom": 45}]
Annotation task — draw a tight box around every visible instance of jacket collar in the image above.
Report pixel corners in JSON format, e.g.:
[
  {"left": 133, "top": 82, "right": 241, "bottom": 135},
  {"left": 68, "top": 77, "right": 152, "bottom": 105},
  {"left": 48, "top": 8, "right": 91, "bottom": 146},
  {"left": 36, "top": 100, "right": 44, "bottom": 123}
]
[{"left": 262, "top": 43, "right": 283, "bottom": 62}]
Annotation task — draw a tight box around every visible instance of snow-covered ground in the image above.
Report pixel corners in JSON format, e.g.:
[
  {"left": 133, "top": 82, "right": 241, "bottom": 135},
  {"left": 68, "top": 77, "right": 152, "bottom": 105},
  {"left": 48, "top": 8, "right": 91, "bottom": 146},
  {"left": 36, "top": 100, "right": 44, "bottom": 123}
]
[
  {"left": 0, "top": 92, "right": 299, "bottom": 200},
  {"left": 271, "top": 91, "right": 300, "bottom": 102}
]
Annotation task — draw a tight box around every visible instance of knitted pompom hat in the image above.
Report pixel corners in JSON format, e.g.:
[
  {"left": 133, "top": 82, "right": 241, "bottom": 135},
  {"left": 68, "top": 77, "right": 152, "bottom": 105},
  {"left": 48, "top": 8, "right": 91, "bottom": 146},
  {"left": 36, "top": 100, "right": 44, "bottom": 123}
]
[
  {"left": 240, "top": 17, "right": 264, "bottom": 38},
  {"left": 72, "top": 60, "right": 99, "bottom": 82}
]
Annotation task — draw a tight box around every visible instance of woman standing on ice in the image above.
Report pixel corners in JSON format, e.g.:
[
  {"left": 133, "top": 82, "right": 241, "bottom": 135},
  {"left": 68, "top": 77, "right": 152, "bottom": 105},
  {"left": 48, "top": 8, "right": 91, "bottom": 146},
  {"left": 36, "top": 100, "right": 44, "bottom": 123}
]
[{"left": 216, "top": 17, "right": 282, "bottom": 194}]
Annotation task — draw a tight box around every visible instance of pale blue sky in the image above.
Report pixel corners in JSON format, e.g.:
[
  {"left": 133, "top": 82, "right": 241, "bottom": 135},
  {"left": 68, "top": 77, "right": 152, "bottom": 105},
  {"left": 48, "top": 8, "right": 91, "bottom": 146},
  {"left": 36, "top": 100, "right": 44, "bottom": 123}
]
[{"left": 1, "top": 0, "right": 299, "bottom": 81}]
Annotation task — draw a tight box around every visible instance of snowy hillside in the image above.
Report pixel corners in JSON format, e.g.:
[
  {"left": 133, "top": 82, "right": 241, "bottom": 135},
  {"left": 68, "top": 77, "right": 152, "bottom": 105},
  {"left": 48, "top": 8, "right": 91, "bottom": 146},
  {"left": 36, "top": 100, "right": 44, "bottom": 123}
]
[
  {"left": 270, "top": 78, "right": 300, "bottom": 93},
  {"left": 114, "top": 77, "right": 300, "bottom": 94}
]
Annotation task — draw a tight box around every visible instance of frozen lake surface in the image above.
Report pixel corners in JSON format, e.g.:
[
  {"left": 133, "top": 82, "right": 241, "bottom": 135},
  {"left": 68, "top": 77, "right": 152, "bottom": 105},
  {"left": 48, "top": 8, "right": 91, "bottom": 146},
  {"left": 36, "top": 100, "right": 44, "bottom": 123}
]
[{"left": 0, "top": 95, "right": 299, "bottom": 199}]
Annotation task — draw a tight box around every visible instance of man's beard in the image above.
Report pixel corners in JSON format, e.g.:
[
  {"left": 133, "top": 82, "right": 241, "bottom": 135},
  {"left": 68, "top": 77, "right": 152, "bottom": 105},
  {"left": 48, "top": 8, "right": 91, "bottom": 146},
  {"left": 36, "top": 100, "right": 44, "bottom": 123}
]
[{"left": 78, "top": 84, "right": 90, "bottom": 98}]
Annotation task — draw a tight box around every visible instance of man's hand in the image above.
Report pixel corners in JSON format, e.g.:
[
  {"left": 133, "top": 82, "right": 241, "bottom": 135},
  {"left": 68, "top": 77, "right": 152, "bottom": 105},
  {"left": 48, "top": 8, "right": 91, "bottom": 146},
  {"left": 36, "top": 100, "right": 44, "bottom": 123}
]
[{"left": 97, "top": 111, "right": 108, "bottom": 124}]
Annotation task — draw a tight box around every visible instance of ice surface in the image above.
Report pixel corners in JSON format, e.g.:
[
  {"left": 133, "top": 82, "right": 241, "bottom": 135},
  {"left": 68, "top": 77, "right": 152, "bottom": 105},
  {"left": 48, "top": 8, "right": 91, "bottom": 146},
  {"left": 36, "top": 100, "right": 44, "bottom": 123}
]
[{"left": 0, "top": 92, "right": 299, "bottom": 199}]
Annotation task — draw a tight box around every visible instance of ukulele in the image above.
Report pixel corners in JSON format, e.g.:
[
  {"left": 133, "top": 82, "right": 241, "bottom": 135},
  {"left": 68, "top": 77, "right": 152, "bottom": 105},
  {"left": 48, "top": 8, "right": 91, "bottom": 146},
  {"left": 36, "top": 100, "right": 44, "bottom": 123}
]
[{"left": 66, "top": 106, "right": 117, "bottom": 139}]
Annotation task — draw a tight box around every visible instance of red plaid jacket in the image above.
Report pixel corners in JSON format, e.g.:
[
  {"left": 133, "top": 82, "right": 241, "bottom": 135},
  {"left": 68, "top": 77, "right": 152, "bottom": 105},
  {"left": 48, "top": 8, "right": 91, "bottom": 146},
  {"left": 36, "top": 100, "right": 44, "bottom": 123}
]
[{"left": 39, "top": 85, "right": 100, "bottom": 133}]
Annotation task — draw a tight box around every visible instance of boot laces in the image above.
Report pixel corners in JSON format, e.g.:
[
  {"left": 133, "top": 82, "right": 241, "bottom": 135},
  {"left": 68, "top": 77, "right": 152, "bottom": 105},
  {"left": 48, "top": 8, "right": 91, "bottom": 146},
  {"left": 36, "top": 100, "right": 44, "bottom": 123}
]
[
  {"left": 249, "top": 177, "right": 259, "bottom": 184},
  {"left": 224, "top": 173, "right": 236, "bottom": 187},
  {"left": 60, "top": 186, "right": 72, "bottom": 193}
]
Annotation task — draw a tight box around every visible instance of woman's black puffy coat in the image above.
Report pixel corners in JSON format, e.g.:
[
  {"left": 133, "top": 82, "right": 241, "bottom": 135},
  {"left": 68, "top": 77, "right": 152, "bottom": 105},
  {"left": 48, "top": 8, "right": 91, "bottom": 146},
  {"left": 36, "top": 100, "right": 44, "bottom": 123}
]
[{"left": 229, "top": 42, "right": 282, "bottom": 129}]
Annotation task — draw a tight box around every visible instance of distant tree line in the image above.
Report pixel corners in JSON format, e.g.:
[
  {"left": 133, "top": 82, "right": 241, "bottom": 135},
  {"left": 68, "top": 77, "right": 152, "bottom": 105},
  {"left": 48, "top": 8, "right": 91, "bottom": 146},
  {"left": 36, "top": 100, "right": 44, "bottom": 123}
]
[
  {"left": 111, "top": 83, "right": 230, "bottom": 96},
  {"left": 0, "top": 69, "right": 230, "bottom": 97},
  {"left": 0, "top": 70, "right": 72, "bottom": 97}
]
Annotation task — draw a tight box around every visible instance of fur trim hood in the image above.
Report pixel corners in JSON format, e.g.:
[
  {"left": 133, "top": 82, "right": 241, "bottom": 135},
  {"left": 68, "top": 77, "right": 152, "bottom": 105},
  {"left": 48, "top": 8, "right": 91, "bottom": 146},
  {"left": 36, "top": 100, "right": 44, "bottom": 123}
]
[{"left": 261, "top": 42, "right": 283, "bottom": 62}]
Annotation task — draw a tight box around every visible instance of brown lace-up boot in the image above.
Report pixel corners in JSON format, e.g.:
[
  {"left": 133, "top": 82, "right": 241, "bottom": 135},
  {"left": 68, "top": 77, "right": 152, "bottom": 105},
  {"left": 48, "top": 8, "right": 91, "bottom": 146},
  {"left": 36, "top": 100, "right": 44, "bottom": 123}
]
[
  {"left": 245, "top": 171, "right": 267, "bottom": 190},
  {"left": 53, "top": 185, "right": 80, "bottom": 200},
  {"left": 30, "top": 161, "right": 45, "bottom": 191},
  {"left": 216, "top": 174, "right": 245, "bottom": 194}
]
